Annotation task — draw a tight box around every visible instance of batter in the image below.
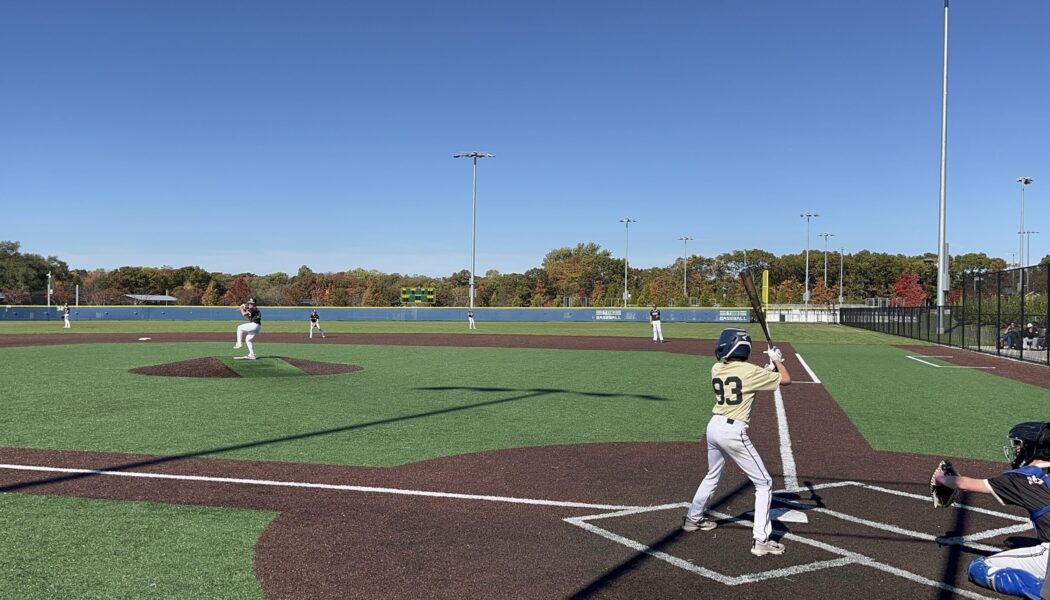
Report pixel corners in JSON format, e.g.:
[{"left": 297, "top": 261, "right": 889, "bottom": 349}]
[{"left": 682, "top": 328, "right": 792, "bottom": 556}]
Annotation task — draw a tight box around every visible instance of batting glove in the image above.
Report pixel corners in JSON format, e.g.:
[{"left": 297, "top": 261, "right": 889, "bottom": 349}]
[{"left": 763, "top": 347, "right": 784, "bottom": 363}]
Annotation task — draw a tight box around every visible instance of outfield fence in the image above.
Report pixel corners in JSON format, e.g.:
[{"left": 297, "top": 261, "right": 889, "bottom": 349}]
[
  {"left": 841, "top": 264, "right": 1050, "bottom": 367},
  {"left": 0, "top": 305, "right": 751, "bottom": 324}
]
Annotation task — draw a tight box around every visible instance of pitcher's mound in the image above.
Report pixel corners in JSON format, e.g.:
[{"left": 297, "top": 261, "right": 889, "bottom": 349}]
[{"left": 130, "top": 357, "right": 362, "bottom": 378}]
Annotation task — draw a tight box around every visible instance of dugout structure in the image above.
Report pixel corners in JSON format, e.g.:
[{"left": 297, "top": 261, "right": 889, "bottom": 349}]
[{"left": 400, "top": 287, "right": 435, "bottom": 306}]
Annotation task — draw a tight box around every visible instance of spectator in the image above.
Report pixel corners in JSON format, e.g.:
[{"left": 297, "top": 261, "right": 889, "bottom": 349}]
[
  {"left": 1002, "top": 323, "right": 1022, "bottom": 350},
  {"left": 1023, "top": 323, "right": 1042, "bottom": 350}
]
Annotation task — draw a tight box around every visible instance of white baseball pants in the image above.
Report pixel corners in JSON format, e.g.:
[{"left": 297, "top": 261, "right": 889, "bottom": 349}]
[
  {"left": 236, "top": 322, "right": 260, "bottom": 355},
  {"left": 651, "top": 321, "right": 663, "bottom": 341},
  {"left": 686, "top": 414, "right": 774, "bottom": 542}
]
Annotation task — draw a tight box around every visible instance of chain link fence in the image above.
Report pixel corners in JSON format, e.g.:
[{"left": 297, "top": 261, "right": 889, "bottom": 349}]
[{"left": 841, "top": 264, "right": 1050, "bottom": 366}]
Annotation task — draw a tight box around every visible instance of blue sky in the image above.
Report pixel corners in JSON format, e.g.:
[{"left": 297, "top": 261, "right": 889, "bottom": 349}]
[{"left": 2, "top": 1, "right": 1047, "bottom": 276}]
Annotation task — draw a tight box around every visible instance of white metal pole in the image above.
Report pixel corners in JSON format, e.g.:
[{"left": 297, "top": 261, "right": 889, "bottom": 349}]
[
  {"left": 46, "top": 271, "right": 52, "bottom": 308},
  {"left": 678, "top": 236, "right": 693, "bottom": 300},
  {"left": 469, "top": 156, "right": 477, "bottom": 311},
  {"left": 838, "top": 249, "right": 844, "bottom": 304},
  {"left": 936, "top": 0, "right": 949, "bottom": 332}
]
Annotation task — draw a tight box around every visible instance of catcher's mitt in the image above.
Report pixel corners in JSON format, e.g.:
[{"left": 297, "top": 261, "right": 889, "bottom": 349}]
[{"left": 930, "top": 459, "right": 959, "bottom": 508}]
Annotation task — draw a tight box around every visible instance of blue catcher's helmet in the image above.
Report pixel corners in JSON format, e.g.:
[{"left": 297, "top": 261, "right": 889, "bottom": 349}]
[{"left": 714, "top": 328, "right": 751, "bottom": 362}]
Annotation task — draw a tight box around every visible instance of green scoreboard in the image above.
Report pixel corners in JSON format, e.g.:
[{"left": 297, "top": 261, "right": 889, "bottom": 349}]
[{"left": 400, "top": 287, "right": 435, "bottom": 305}]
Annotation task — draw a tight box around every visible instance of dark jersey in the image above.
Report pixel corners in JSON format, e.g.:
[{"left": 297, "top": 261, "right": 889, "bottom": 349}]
[
  {"left": 310, "top": 312, "right": 319, "bottom": 323},
  {"left": 988, "top": 466, "right": 1050, "bottom": 542},
  {"left": 650, "top": 309, "right": 660, "bottom": 321},
  {"left": 246, "top": 307, "right": 262, "bottom": 325},
  {"left": 63, "top": 307, "right": 70, "bottom": 316}
]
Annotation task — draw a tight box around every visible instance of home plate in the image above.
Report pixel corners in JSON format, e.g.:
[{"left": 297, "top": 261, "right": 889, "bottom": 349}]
[{"left": 746, "top": 508, "right": 809, "bottom": 524}]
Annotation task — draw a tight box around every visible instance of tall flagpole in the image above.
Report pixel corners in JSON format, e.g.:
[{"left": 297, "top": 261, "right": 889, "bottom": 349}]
[{"left": 936, "top": 0, "right": 950, "bottom": 332}]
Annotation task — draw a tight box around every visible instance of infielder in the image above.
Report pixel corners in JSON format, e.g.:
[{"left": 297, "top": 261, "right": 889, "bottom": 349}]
[
  {"left": 62, "top": 303, "right": 71, "bottom": 329},
  {"left": 234, "top": 299, "right": 261, "bottom": 360},
  {"left": 934, "top": 422, "right": 1050, "bottom": 599},
  {"left": 682, "top": 328, "right": 791, "bottom": 557},
  {"left": 649, "top": 305, "right": 664, "bottom": 342},
  {"left": 468, "top": 310, "right": 476, "bottom": 330},
  {"left": 309, "top": 309, "right": 325, "bottom": 339}
]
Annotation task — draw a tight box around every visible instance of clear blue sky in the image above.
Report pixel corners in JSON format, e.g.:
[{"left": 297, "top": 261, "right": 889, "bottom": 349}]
[{"left": 2, "top": 1, "right": 1047, "bottom": 277}]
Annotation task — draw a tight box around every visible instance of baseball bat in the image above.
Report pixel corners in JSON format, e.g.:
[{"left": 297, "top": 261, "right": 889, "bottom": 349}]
[{"left": 739, "top": 268, "right": 774, "bottom": 348}]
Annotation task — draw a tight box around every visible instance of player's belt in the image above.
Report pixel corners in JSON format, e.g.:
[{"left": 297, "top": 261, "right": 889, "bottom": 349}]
[{"left": 726, "top": 419, "right": 735, "bottom": 424}]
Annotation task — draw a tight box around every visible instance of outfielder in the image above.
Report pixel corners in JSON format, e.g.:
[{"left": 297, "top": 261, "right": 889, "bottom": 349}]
[
  {"left": 649, "top": 305, "right": 664, "bottom": 342},
  {"left": 682, "top": 328, "right": 792, "bottom": 556},
  {"left": 234, "top": 299, "right": 261, "bottom": 360},
  {"left": 62, "top": 303, "right": 71, "bottom": 329},
  {"left": 468, "top": 310, "right": 476, "bottom": 330},
  {"left": 934, "top": 422, "right": 1050, "bottom": 599},
  {"left": 309, "top": 309, "right": 325, "bottom": 339}
]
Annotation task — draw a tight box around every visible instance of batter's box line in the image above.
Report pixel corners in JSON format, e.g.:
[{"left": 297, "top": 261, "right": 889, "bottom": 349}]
[
  {"left": 567, "top": 487, "right": 1016, "bottom": 600},
  {"left": 905, "top": 355, "right": 995, "bottom": 369}
]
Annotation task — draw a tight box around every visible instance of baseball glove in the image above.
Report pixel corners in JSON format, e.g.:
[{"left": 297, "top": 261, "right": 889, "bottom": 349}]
[{"left": 930, "top": 459, "right": 959, "bottom": 508}]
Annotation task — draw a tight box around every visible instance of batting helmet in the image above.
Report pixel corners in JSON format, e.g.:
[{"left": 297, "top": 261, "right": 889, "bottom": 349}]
[
  {"left": 1004, "top": 421, "right": 1050, "bottom": 469},
  {"left": 714, "top": 328, "right": 751, "bottom": 362}
]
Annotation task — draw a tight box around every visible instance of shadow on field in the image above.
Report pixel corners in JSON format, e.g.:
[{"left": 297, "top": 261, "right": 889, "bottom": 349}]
[
  {"left": 0, "top": 386, "right": 666, "bottom": 493},
  {"left": 568, "top": 480, "right": 752, "bottom": 599}
]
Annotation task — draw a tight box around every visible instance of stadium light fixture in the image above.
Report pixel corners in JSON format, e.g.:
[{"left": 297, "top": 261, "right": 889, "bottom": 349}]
[
  {"left": 453, "top": 151, "right": 494, "bottom": 310},
  {"left": 800, "top": 212, "right": 819, "bottom": 306},
  {"left": 620, "top": 218, "right": 637, "bottom": 307},
  {"left": 818, "top": 232, "right": 835, "bottom": 285},
  {"left": 678, "top": 236, "right": 694, "bottom": 300}
]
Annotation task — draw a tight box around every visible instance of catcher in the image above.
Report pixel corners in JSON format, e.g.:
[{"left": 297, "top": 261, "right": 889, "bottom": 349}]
[
  {"left": 234, "top": 299, "right": 262, "bottom": 360},
  {"left": 932, "top": 422, "right": 1050, "bottom": 599}
]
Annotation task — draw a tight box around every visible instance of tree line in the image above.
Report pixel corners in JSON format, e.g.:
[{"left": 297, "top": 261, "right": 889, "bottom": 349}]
[{"left": 0, "top": 239, "right": 1030, "bottom": 308}]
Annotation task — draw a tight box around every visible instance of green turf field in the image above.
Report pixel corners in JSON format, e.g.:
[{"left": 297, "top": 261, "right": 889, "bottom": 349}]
[{"left": 1, "top": 320, "right": 1046, "bottom": 599}]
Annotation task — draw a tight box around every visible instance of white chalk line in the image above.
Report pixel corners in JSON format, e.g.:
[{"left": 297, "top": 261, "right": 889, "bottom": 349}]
[
  {"left": 0, "top": 463, "right": 642, "bottom": 511},
  {"left": 566, "top": 504, "right": 997, "bottom": 599},
  {"left": 774, "top": 387, "right": 799, "bottom": 493},
  {"left": 905, "top": 355, "right": 995, "bottom": 369},
  {"left": 794, "top": 352, "right": 821, "bottom": 384}
]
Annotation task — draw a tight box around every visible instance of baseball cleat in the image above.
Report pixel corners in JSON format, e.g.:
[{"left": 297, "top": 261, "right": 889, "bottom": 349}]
[
  {"left": 681, "top": 517, "right": 717, "bottom": 532},
  {"left": 246, "top": 354, "right": 256, "bottom": 360},
  {"left": 234, "top": 343, "right": 243, "bottom": 349},
  {"left": 751, "top": 539, "right": 786, "bottom": 556}
]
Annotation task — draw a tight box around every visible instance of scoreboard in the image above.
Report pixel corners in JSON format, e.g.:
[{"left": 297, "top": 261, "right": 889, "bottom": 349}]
[{"left": 400, "top": 287, "right": 435, "bottom": 305}]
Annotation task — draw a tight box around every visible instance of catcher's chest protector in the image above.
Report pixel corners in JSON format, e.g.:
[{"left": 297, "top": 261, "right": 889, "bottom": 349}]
[{"left": 1007, "top": 466, "right": 1050, "bottom": 523}]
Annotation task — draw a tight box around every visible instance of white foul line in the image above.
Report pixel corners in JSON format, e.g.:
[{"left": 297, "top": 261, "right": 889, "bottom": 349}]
[
  {"left": 794, "top": 352, "right": 821, "bottom": 384},
  {"left": 905, "top": 355, "right": 995, "bottom": 369},
  {"left": 774, "top": 387, "right": 799, "bottom": 492},
  {"left": 0, "top": 463, "right": 642, "bottom": 511}
]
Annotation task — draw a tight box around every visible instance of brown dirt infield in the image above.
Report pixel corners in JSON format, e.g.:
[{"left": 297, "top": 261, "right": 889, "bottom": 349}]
[{"left": 0, "top": 334, "right": 1038, "bottom": 599}]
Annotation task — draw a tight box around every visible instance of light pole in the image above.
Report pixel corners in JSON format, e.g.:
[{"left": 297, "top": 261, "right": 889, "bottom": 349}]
[
  {"left": 818, "top": 232, "right": 835, "bottom": 285},
  {"left": 678, "top": 236, "right": 693, "bottom": 301},
  {"left": 800, "top": 212, "right": 819, "bottom": 306},
  {"left": 1023, "top": 230, "right": 1039, "bottom": 272},
  {"left": 620, "top": 217, "right": 637, "bottom": 307},
  {"left": 1018, "top": 177, "right": 1034, "bottom": 268},
  {"left": 838, "top": 248, "right": 845, "bottom": 304},
  {"left": 453, "top": 151, "right": 494, "bottom": 310},
  {"left": 46, "top": 271, "right": 52, "bottom": 308},
  {"left": 935, "top": 0, "right": 950, "bottom": 332}
]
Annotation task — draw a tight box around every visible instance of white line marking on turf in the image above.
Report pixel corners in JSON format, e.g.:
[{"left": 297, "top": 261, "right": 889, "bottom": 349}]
[
  {"left": 774, "top": 387, "right": 799, "bottom": 492},
  {"left": 566, "top": 505, "right": 997, "bottom": 599},
  {"left": 0, "top": 463, "right": 643, "bottom": 511},
  {"left": 905, "top": 355, "right": 995, "bottom": 369},
  {"left": 794, "top": 352, "right": 821, "bottom": 384}
]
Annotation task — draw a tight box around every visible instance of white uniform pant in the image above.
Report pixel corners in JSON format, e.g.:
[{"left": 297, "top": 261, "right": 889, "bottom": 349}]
[
  {"left": 651, "top": 321, "right": 663, "bottom": 341},
  {"left": 236, "top": 322, "right": 260, "bottom": 355},
  {"left": 310, "top": 321, "right": 324, "bottom": 337},
  {"left": 63, "top": 316, "right": 70, "bottom": 328},
  {"left": 977, "top": 542, "right": 1048, "bottom": 596},
  {"left": 686, "top": 414, "right": 774, "bottom": 542},
  {"left": 468, "top": 317, "right": 476, "bottom": 330}
]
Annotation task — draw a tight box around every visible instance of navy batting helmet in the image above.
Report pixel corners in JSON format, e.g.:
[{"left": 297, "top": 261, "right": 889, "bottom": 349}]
[
  {"left": 714, "top": 328, "right": 751, "bottom": 362},
  {"left": 1005, "top": 422, "right": 1050, "bottom": 469}
]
